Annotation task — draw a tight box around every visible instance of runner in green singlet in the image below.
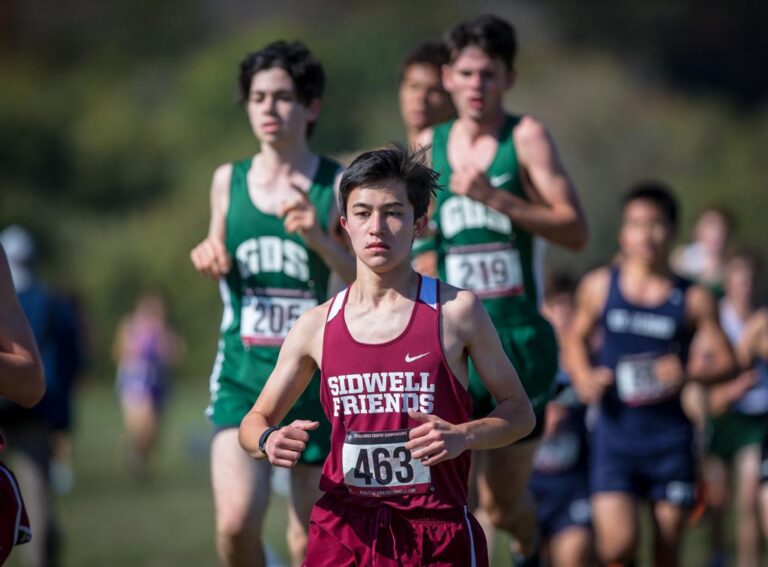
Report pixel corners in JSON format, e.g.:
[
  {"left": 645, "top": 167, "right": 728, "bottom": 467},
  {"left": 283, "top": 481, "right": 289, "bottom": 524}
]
[
  {"left": 702, "top": 250, "right": 768, "bottom": 566},
  {"left": 190, "top": 41, "right": 354, "bottom": 567},
  {"left": 415, "top": 15, "right": 588, "bottom": 560}
]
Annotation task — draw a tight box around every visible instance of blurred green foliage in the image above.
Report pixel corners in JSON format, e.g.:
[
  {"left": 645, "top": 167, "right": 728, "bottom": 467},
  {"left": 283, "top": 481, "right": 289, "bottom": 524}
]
[{"left": 1, "top": 1, "right": 766, "bottom": 384}]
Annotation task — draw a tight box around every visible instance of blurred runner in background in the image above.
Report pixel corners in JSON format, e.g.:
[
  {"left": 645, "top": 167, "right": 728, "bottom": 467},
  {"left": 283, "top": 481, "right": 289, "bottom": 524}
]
[
  {"left": 113, "top": 291, "right": 184, "bottom": 479},
  {"left": 566, "top": 183, "right": 736, "bottom": 566}
]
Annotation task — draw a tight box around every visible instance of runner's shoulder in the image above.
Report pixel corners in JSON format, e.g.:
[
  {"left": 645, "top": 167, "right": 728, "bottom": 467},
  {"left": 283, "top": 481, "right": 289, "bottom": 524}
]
[
  {"left": 577, "top": 266, "right": 612, "bottom": 311},
  {"left": 438, "top": 281, "right": 487, "bottom": 328},
  {"left": 212, "top": 162, "right": 234, "bottom": 185},
  {"left": 289, "top": 300, "right": 332, "bottom": 343},
  {"left": 513, "top": 114, "right": 549, "bottom": 144},
  {"left": 210, "top": 162, "right": 234, "bottom": 201},
  {"left": 580, "top": 266, "right": 611, "bottom": 293},
  {"left": 416, "top": 128, "right": 434, "bottom": 151}
]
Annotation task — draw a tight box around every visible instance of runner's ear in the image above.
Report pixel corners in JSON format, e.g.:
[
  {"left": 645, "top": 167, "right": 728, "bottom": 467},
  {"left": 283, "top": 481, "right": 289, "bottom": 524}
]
[{"left": 413, "top": 215, "right": 429, "bottom": 239}]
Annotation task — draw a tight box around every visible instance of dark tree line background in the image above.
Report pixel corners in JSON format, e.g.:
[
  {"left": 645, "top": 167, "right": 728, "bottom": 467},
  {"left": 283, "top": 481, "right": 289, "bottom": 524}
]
[{"left": 1, "top": 0, "right": 766, "bottom": 379}]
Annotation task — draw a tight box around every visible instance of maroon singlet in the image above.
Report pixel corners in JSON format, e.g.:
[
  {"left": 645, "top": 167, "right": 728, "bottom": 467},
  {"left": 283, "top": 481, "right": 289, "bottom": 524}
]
[{"left": 319, "top": 275, "right": 473, "bottom": 511}]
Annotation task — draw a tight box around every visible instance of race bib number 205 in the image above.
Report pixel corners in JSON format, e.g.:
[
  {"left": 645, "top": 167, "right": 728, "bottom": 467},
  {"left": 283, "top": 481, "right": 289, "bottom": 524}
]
[
  {"left": 342, "top": 430, "right": 430, "bottom": 497},
  {"left": 240, "top": 288, "right": 317, "bottom": 347}
]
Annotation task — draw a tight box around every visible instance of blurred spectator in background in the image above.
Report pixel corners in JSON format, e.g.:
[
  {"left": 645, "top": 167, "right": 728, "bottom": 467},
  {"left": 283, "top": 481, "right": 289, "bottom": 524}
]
[
  {"left": 0, "top": 224, "right": 85, "bottom": 567},
  {"left": 528, "top": 271, "right": 594, "bottom": 567},
  {"left": 48, "top": 289, "right": 87, "bottom": 495},
  {"left": 113, "top": 292, "right": 184, "bottom": 480},
  {"left": 703, "top": 251, "right": 768, "bottom": 567},
  {"left": 672, "top": 206, "right": 733, "bottom": 296},
  {"left": 398, "top": 41, "right": 456, "bottom": 148},
  {"left": 0, "top": 242, "right": 44, "bottom": 564}
]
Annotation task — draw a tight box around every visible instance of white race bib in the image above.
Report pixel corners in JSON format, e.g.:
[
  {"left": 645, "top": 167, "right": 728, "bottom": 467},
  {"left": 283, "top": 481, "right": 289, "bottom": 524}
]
[
  {"left": 240, "top": 288, "right": 317, "bottom": 346},
  {"left": 445, "top": 243, "right": 523, "bottom": 298},
  {"left": 615, "top": 355, "right": 676, "bottom": 406},
  {"left": 342, "top": 430, "right": 430, "bottom": 497}
]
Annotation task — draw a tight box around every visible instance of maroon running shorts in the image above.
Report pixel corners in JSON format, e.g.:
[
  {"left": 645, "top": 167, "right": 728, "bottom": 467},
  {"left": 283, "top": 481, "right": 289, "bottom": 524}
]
[{"left": 304, "top": 493, "right": 488, "bottom": 566}]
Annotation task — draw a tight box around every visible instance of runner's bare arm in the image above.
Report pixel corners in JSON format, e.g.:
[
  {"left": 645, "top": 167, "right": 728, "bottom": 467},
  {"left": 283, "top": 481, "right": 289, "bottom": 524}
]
[
  {"left": 707, "top": 371, "right": 758, "bottom": 416},
  {"left": 685, "top": 285, "right": 737, "bottom": 384},
  {"left": 564, "top": 268, "right": 613, "bottom": 403},
  {"left": 456, "top": 290, "right": 535, "bottom": 446},
  {"left": 406, "top": 288, "right": 534, "bottom": 466},
  {"left": 737, "top": 309, "right": 768, "bottom": 368},
  {"left": 239, "top": 305, "right": 327, "bottom": 466},
  {"left": 0, "top": 246, "right": 45, "bottom": 407},
  {"left": 190, "top": 163, "right": 232, "bottom": 279},
  {"left": 692, "top": 311, "right": 755, "bottom": 415},
  {"left": 415, "top": 128, "right": 434, "bottom": 163},
  {"left": 451, "top": 117, "right": 587, "bottom": 251},
  {"left": 280, "top": 171, "right": 356, "bottom": 283}
]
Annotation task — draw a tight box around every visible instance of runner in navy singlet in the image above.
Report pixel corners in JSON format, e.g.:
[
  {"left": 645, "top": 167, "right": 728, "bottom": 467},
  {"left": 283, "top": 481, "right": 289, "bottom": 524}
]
[
  {"left": 239, "top": 145, "right": 535, "bottom": 566},
  {"left": 565, "top": 182, "right": 737, "bottom": 566}
]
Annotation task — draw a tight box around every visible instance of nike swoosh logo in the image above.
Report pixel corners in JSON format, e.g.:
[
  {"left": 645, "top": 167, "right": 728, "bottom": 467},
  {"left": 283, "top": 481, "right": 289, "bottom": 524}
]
[
  {"left": 489, "top": 172, "right": 512, "bottom": 187},
  {"left": 405, "top": 352, "right": 429, "bottom": 363}
]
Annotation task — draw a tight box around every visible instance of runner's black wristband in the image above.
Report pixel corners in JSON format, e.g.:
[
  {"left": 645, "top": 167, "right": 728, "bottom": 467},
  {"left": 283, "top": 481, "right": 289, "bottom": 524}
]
[{"left": 258, "top": 426, "right": 279, "bottom": 456}]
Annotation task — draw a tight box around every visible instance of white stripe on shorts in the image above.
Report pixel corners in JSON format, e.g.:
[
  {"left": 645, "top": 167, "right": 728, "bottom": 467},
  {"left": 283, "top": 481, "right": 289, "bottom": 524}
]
[
  {"left": 0, "top": 464, "right": 25, "bottom": 544},
  {"left": 463, "top": 505, "right": 477, "bottom": 567}
]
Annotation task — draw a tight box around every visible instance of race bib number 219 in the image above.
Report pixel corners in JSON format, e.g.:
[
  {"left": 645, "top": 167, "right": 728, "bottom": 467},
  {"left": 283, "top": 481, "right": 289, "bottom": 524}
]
[{"left": 445, "top": 243, "right": 524, "bottom": 298}]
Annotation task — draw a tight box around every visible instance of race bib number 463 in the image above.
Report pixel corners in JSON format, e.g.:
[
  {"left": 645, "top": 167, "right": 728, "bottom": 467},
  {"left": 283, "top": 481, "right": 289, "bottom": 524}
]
[
  {"left": 241, "top": 288, "right": 317, "bottom": 347},
  {"left": 616, "top": 355, "right": 676, "bottom": 406},
  {"left": 445, "top": 243, "right": 524, "bottom": 298},
  {"left": 342, "top": 430, "right": 430, "bottom": 497}
]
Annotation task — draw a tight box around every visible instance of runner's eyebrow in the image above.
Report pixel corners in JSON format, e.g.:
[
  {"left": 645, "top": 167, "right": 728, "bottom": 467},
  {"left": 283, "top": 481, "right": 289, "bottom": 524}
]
[
  {"left": 249, "top": 89, "right": 295, "bottom": 97},
  {"left": 350, "top": 202, "right": 406, "bottom": 209}
]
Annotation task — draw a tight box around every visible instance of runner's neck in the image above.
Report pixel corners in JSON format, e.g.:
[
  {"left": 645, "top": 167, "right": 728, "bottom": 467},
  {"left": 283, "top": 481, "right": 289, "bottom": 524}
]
[
  {"left": 621, "top": 257, "right": 672, "bottom": 281},
  {"left": 350, "top": 263, "right": 419, "bottom": 309},
  {"left": 455, "top": 108, "right": 506, "bottom": 141},
  {"left": 255, "top": 140, "right": 317, "bottom": 177}
]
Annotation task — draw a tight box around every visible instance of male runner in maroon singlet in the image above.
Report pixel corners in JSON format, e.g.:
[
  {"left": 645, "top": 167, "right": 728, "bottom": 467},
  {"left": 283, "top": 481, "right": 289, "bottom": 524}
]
[{"left": 240, "top": 145, "right": 535, "bottom": 566}]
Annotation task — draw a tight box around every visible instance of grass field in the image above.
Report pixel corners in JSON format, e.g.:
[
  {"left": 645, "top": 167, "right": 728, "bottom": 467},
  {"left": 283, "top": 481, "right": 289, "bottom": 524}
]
[{"left": 4, "top": 382, "right": 731, "bottom": 566}]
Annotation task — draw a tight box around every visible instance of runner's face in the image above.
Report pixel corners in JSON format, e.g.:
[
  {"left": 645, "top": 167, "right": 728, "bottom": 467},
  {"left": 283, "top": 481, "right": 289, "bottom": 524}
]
[
  {"left": 246, "top": 68, "right": 318, "bottom": 144},
  {"left": 619, "top": 200, "right": 674, "bottom": 265},
  {"left": 341, "top": 182, "right": 427, "bottom": 272},
  {"left": 399, "top": 64, "right": 454, "bottom": 133},
  {"left": 443, "top": 46, "right": 512, "bottom": 121},
  {"left": 724, "top": 259, "right": 754, "bottom": 304}
]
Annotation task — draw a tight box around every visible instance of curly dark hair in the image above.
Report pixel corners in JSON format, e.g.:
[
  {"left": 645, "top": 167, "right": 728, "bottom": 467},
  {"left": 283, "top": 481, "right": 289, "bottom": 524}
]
[{"left": 237, "top": 40, "right": 325, "bottom": 136}]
